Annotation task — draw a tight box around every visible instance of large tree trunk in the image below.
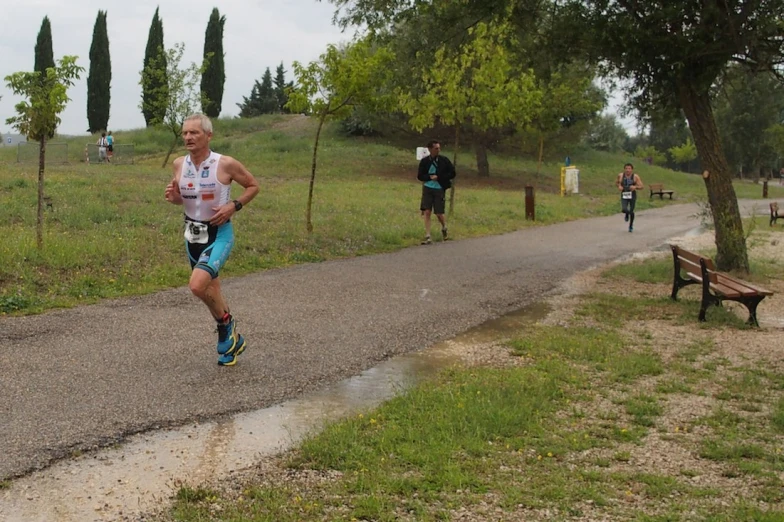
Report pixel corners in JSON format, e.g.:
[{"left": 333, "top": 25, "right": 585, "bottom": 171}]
[
  {"left": 306, "top": 111, "right": 328, "bottom": 233},
  {"left": 475, "top": 139, "right": 489, "bottom": 177},
  {"left": 37, "top": 136, "right": 46, "bottom": 249},
  {"left": 677, "top": 81, "right": 748, "bottom": 272}
]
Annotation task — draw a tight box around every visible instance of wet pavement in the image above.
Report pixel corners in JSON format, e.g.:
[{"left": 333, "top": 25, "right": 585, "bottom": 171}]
[{"left": 1, "top": 303, "right": 552, "bottom": 522}]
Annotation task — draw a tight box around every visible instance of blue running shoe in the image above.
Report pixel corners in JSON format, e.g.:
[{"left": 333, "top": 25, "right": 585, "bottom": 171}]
[
  {"left": 629, "top": 226, "right": 633, "bottom": 232},
  {"left": 216, "top": 316, "right": 240, "bottom": 355},
  {"left": 218, "top": 335, "right": 247, "bottom": 366}
]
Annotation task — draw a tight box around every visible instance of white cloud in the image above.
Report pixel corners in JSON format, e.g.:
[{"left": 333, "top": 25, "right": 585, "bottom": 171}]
[{"left": 0, "top": 0, "right": 350, "bottom": 135}]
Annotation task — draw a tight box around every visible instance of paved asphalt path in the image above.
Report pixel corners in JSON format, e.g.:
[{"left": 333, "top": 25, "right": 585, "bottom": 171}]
[{"left": 0, "top": 202, "right": 721, "bottom": 481}]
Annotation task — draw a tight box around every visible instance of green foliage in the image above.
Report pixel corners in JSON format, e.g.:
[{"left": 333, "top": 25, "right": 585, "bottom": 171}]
[
  {"left": 288, "top": 39, "right": 395, "bottom": 119},
  {"left": 87, "top": 10, "right": 111, "bottom": 133},
  {"left": 139, "top": 42, "right": 208, "bottom": 166},
  {"left": 634, "top": 145, "right": 667, "bottom": 166},
  {"left": 714, "top": 67, "right": 784, "bottom": 176},
  {"left": 34, "top": 16, "right": 55, "bottom": 76},
  {"left": 586, "top": 114, "right": 629, "bottom": 153},
  {"left": 669, "top": 138, "right": 697, "bottom": 168},
  {"left": 5, "top": 56, "right": 83, "bottom": 248},
  {"left": 200, "top": 8, "right": 226, "bottom": 118},
  {"left": 5, "top": 56, "right": 84, "bottom": 141},
  {"left": 287, "top": 38, "right": 396, "bottom": 232},
  {"left": 141, "top": 8, "right": 167, "bottom": 127},
  {"left": 399, "top": 20, "right": 540, "bottom": 134}
]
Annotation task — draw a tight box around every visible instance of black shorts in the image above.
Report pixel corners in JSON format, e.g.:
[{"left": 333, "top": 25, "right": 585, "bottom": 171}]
[
  {"left": 107, "top": 145, "right": 113, "bottom": 152},
  {"left": 420, "top": 186, "right": 446, "bottom": 214}
]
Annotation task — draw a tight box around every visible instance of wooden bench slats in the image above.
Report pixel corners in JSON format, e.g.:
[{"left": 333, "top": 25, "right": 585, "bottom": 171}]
[
  {"left": 715, "top": 274, "right": 774, "bottom": 296},
  {"left": 670, "top": 244, "right": 772, "bottom": 326},
  {"left": 708, "top": 282, "right": 741, "bottom": 299}
]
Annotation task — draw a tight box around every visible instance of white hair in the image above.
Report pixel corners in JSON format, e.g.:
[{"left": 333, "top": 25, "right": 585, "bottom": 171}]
[{"left": 184, "top": 113, "right": 213, "bottom": 133}]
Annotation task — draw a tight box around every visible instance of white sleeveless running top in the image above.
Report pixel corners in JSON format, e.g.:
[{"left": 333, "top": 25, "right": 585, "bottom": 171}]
[{"left": 179, "top": 151, "right": 231, "bottom": 221}]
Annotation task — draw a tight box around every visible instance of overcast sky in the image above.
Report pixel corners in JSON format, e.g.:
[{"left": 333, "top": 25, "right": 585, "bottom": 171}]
[{"left": 0, "top": 0, "right": 350, "bottom": 136}]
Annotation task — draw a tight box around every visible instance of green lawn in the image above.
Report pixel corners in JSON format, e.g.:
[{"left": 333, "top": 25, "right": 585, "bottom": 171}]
[{"left": 2, "top": 114, "right": 782, "bottom": 315}]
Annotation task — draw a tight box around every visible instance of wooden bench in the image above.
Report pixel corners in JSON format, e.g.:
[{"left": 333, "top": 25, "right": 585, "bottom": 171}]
[
  {"left": 650, "top": 183, "right": 674, "bottom": 199},
  {"left": 771, "top": 202, "right": 781, "bottom": 226},
  {"left": 670, "top": 245, "right": 773, "bottom": 327}
]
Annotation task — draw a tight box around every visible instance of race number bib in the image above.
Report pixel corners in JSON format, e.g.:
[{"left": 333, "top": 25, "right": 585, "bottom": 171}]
[
  {"left": 184, "top": 220, "right": 209, "bottom": 244},
  {"left": 622, "top": 191, "right": 633, "bottom": 200}
]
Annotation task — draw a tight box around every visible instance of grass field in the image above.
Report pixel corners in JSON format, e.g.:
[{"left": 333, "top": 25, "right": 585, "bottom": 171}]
[{"left": 2, "top": 114, "right": 782, "bottom": 315}]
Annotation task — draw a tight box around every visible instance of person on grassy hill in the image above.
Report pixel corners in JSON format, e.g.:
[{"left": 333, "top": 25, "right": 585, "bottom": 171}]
[
  {"left": 616, "top": 162, "right": 643, "bottom": 233},
  {"left": 106, "top": 131, "right": 114, "bottom": 162},
  {"left": 164, "top": 113, "right": 260, "bottom": 366},
  {"left": 97, "top": 132, "right": 109, "bottom": 163},
  {"left": 417, "top": 139, "right": 456, "bottom": 245}
]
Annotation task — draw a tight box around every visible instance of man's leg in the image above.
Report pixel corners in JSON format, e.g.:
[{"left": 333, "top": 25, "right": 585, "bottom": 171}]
[
  {"left": 189, "top": 268, "right": 246, "bottom": 364},
  {"left": 189, "top": 269, "right": 228, "bottom": 320},
  {"left": 628, "top": 199, "right": 636, "bottom": 232},
  {"left": 436, "top": 213, "right": 448, "bottom": 240},
  {"left": 422, "top": 209, "right": 433, "bottom": 244}
]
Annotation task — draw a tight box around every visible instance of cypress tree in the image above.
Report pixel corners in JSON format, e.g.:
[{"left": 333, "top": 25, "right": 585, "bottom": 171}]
[
  {"left": 200, "top": 8, "right": 226, "bottom": 118},
  {"left": 34, "top": 16, "right": 55, "bottom": 76},
  {"left": 142, "top": 7, "right": 167, "bottom": 126},
  {"left": 34, "top": 16, "right": 56, "bottom": 138},
  {"left": 258, "top": 68, "right": 278, "bottom": 114},
  {"left": 274, "top": 62, "right": 289, "bottom": 113},
  {"left": 87, "top": 10, "right": 111, "bottom": 133}
]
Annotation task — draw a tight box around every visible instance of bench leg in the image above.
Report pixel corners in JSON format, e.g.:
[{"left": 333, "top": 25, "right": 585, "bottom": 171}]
[
  {"left": 738, "top": 296, "right": 765, "bottom": 327},
  {"left": 670, "top": 247, "right": 698, "bottom": 300},
  {"left": 699, "top": 259, "right": 720, "bottom": 322}
]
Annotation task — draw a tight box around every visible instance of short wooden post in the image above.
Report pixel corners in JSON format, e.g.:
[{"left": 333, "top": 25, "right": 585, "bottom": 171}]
[{"left": 525, "top": 185, "right": 535, "bottom": 221}]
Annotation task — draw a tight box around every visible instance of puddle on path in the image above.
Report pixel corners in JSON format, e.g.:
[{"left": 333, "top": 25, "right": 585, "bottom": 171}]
[{"left": 0, "top": 302, "right": 549, "bottom": 522}]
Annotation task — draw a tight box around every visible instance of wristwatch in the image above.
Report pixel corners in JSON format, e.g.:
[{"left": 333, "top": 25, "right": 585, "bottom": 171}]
[{"left": 233, "top": 199, "right": 243, "bottom": 212}]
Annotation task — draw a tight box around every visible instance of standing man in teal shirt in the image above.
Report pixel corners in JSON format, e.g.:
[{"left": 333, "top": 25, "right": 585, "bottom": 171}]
[{"left": 417, "top": 140, "right": 456, "bottom": 244}]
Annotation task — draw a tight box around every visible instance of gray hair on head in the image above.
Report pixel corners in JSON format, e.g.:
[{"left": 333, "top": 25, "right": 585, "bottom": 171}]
[{"left": 184, "top": 113, "right": 213, "bottom": 133}]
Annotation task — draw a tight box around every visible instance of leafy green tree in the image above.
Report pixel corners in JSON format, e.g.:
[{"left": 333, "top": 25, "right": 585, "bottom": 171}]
[
  {"left": 140, "top": 42, "right": 208, "bottom": 167},
  {"left": 714, "top": 67, "right": 784, "bottom": 180},
  {"left": 141, "top": 7, "right": 167, "bottom": 127},
  {"left": 523, "top": 64, "right": 603, "bottom": 172},
  {"left": 399, "top": 20, "right": 541, "bottom": 215},
  {"left": 200, "top": 8, "right": 226, "bottom": 118},
  {"left": 669, "top": 139, "right": 698, "bottom": 172},
  {"left": 634, "top": 145, "right": 667, "bottom": 166},
  {"left": 87, "top": 10, "right": 111, "bottom": 133},
  {"left": 5, "top": 57, "right": 83, "bottom": 248},
  {"left": 642, "top": 109, "right": 692, "bottom": 169},
  {"left": 287, "top": 39, "right": 395, "bottom": 233},
  {"left": 586, "top": 114, "right": 628, "bottom": 152},
  {"left": 34, "top": 16, "right": 55, "bottom": 76}
]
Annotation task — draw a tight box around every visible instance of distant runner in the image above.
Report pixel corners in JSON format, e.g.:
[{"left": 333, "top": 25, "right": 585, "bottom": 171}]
[{"left": 616, "top": 162, "right": 643, "bottom": 232}]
